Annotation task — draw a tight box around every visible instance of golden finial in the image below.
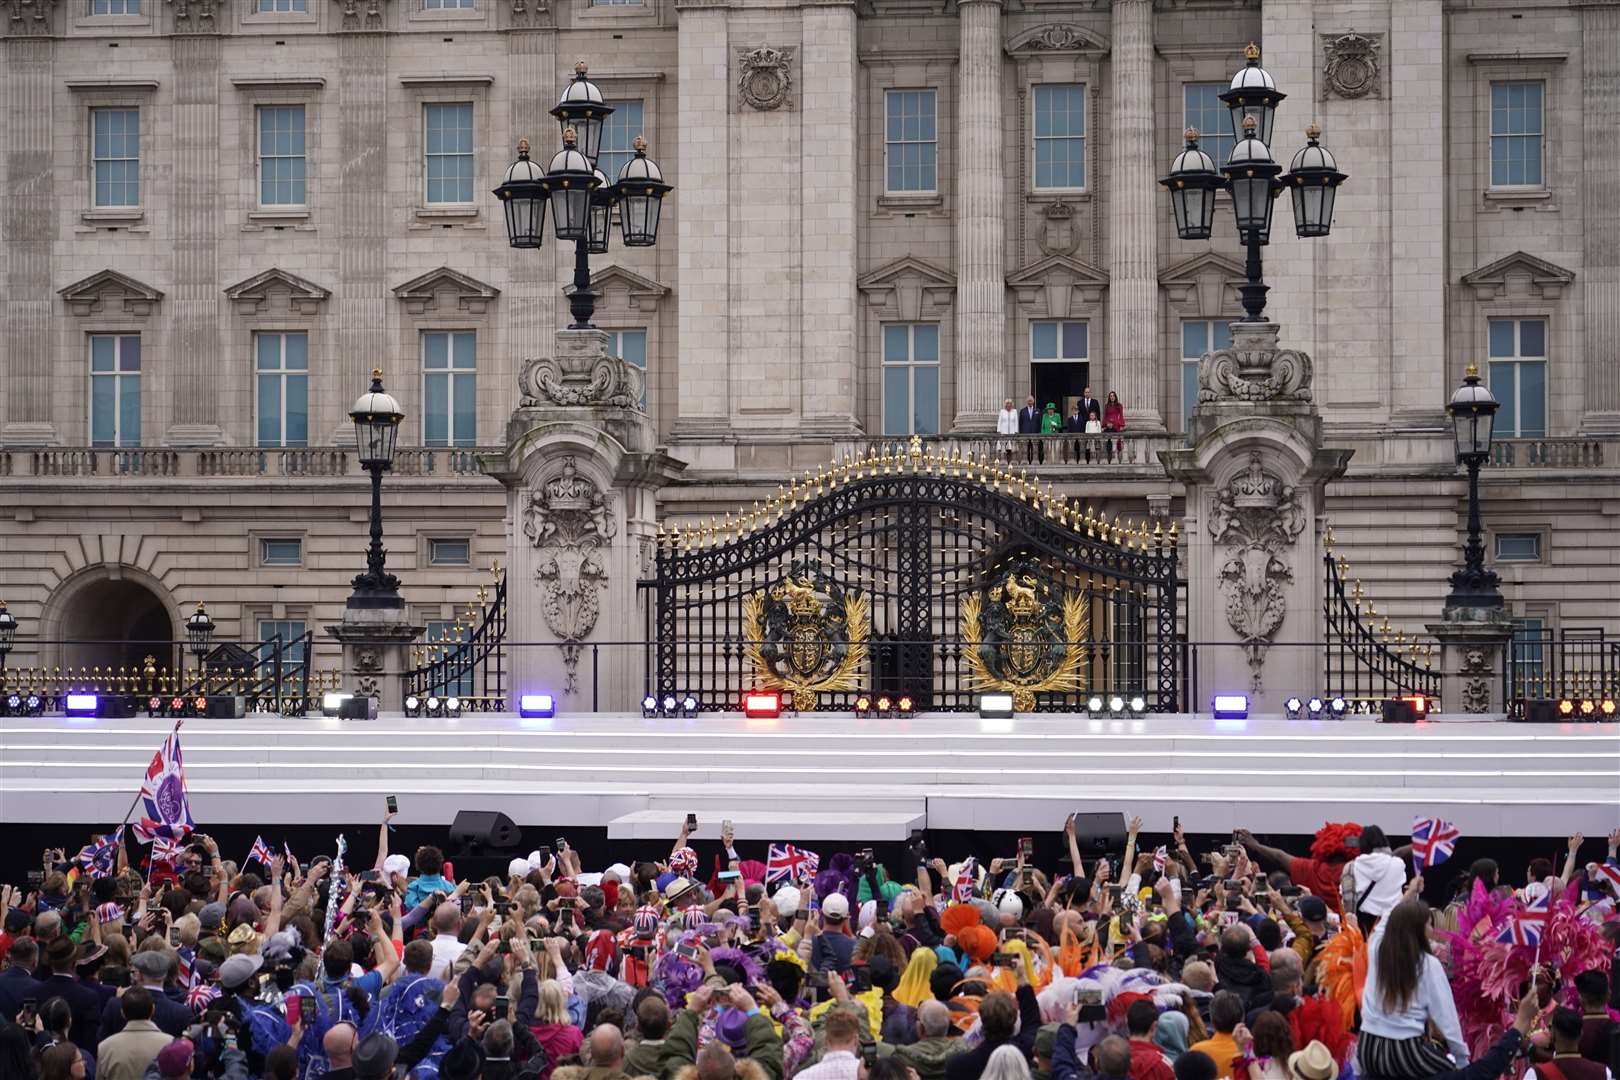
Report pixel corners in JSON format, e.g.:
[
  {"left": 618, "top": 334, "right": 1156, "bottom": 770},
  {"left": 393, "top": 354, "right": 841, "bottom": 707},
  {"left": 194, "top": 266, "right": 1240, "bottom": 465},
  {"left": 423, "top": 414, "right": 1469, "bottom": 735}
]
[
  {"left": 1184, "top": 126, "right": 1200, "bottom": 142},
  {"left": 1168, "top": 521, "right": 1180, "bottom": 543},
  {"left": 1305, "top": 122, "right": 1322, "bottom": 140},
  {"left": 574, "top": 59, "right": 589, "bottom": 75},
  {"left": 1324, "top": 526, "right": 1335, "bottom": 551},
  {"left": 1153, "top": 521, "right": 1164, "bottom": 548},
  {"left": 1243, "top": 41, "right": 1260, "bottom": 62}
]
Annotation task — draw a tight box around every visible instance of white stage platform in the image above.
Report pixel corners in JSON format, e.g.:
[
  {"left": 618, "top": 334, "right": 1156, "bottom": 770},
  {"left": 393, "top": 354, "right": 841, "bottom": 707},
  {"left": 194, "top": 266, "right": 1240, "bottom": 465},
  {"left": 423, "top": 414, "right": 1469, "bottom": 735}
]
[{"left": 1, "top": 712, "right": 1616, "bottom": 838}]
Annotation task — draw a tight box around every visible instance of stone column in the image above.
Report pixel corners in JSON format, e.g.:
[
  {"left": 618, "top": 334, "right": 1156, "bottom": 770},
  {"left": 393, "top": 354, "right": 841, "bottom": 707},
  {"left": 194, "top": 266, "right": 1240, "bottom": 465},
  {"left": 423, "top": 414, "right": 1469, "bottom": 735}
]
[
  {"left": 1106, "top": 0, "right": 1163, "bottom": 430},
  {"left": 952, "top": 0, "right": 1006, "bottom": 431},
  {"left": 673, "top": 0, "right": 732, "bottom": 436},
  {"left": 327, "top": 615, "right": 423, "bottom": 714},
  {"left": 1580, "top": 3, "right": 1620, "bottom": 432},
  {"left": 167, "top": 34, "right": 225, "bottom": 446},
  {"left": 1426, "top": 612, "right": 1513, "bottom": 716},
  {"left": 1, "top": 36, "right": 58, "bottom": 446},
  {"left": 334, "top": 30, "right": 390, "bottom": 443}
]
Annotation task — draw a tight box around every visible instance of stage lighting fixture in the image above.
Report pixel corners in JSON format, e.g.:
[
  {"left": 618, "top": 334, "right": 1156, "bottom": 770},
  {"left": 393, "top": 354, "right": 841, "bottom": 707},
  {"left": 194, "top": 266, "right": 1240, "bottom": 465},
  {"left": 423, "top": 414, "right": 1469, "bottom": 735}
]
[
  {"left": 662, "top": 694, "right": 678, "bottom": 714},
  {"left": 66, "top": 693, "right": 98, "bottom": 717},
  {"left": 897, "top": 694, "right": 915, "bottom": 715},
  {"left": 193, "top": 696, "right": 207, "bottom": 713},
  {"left": 1212, "top": 694, "right": 1249, "bottom": 720},
  {"left": 1087, "top": 695, "right": 1105, "bottom": 714},
  {"left": 147, "top": 696, "right": 162, "bottom": 714},
  {"left": 875, "top": 694, "right": 893, "bottom": 715},
  {"left": 681, "top": 694, "right": 698, "bottom": 714},
  {"left": 1578, "top": 699, "right": 1596, "bottom": 718},
  {"left": 519, "top": 694, "right": 556, "bottom": 718},
  {"left": 1329, "top": 696, "right": 1348, "bottom": 716},
  {"left": 1601, "top": 698, "right": 1617, "bottom": 718},
  {"left": 1557, "top": 698, "right": 1575, "bottom": 717},
  {"left": 322, "top": 691, "right": 353, "bottom": 717},
  {"left": 978, "top": 693, "right": 1015, "bottom": 719},
  {"left": 25, "top": 694, "right": 42, "bottom": 715},
  {"left": 1128, "top": 695, "right": 1147, "bottom": 715},
  {"left": 5, "top": 693, "right": 21, "bottom": 713},
  {"left": 1307, "top": 696, "right": 1325, "bottom": 717},
  {"left": 1284, "top": 696, "right": 1304, "bottom": 720},
  {"left": 169, "top": 696, "right": 185, "bottom": 713},
  {"left": 445, "top": 696, "right": 462, "bottom": 718},
  {"left": 744, "top": 690, "right": 781, "bottom": 719},
  {"left": 853, "top": 693, "right": 872, "bottom": 716},
  {"left": 1108, "top": 695, "right": 1126, "bottom": 716},
  {"left": 425, "top": 695, "right": 442, "bottom": 717},
  {"left": 404, "top": 695, "right": 422, "bottom": 717},
  {"left": 642, "top": 694, "right": 659, "bottom": 718}
]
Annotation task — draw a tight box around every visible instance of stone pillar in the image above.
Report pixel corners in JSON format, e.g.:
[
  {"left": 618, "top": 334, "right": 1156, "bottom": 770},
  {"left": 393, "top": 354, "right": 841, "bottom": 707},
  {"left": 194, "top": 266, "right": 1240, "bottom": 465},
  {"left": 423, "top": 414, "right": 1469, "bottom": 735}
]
[
  {"left": 1426, "top": 611, "right": 1513, "bottom": 716},
  {"left": 1580, "top": 3, "right": 1620, "bottom": 432},
  {"left": 1106, "top": 0, "right": 1162, "bottom": 430},
  {"left": 326, "top": 614, "right": 423, "bottom": 714},
  {"left": 1161, "top": 322, "right": 1352, "bottom": 713},
  {"left": 2, "top": 35, "right": 58, "bottom": 446},
  {"left": 492, "top": 330, "right": 685, "bottom": 712},
  {"left": 952, "top": 0, "right": 1006, "bottom": 431},
  {"left": 334, "top": 30, "right": 390, "bottom": 444},
  {"left": 673, "top": 0, "right": 732, "bottom": 436}
]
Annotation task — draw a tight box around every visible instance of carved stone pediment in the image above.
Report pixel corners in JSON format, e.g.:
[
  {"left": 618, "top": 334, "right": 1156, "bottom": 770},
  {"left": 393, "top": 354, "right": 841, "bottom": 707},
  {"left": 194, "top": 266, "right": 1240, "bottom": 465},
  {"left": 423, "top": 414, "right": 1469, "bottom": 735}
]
[
  {"left": 1460, "top": 251, "right": 1575, "bottom": 302},
  {"left": 1005, "top": 22, "right": 1110, "bottom": 58},
  {"left": 566, "top": 264, "right": 670, "bottom": 315},
  {"left": 857, "top": 255, "right": 956, "bottom": 321},
  {"left": 1006, "top": 254, "right": 1108, "bottom": 318},
  {"left": 1159, "top": 251, "right": 1246, "bottom": 316},
  {"left": 59, "top": 269, "right": 165, "bottom": 318},
  {"left": 1321, "top": 31, "right": 1381, "bottom": 100},
  {"left": 392, "top": 266, "right": 501, "bottom": 315},
  {"left": 224, "top": 268, "right": 331, "bottom": 316}
]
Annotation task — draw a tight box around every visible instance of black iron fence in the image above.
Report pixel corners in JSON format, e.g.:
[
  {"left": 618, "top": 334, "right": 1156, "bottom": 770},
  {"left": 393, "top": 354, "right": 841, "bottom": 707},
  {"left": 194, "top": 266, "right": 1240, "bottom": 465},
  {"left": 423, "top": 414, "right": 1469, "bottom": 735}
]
[
  {"left": 1321, "top": 549, "right": 1441, "bottom": 703},
  {"left": 1504, "top": 626, "right": 1618, "bottom": 707}
]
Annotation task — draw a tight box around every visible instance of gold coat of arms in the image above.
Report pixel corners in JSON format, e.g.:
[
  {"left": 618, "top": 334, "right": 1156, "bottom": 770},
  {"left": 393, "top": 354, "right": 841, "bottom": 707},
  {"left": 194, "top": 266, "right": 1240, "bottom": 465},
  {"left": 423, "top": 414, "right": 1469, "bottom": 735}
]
[
  {"left": 743, "top": 562, "right": 869, "bottom": 705},
  {"left": 961, "top": 561, "right": 1088, "bottom": 712}
]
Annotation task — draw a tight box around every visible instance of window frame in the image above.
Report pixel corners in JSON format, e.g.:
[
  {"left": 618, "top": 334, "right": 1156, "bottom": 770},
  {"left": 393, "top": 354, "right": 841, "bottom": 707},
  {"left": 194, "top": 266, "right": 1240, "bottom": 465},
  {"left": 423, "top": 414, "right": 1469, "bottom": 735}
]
[
  {"left": 89, "top": 0, "right": 140, "bottom": 14},
  {"left": 883, "top": 88, "right": 939, "bottom": 196},
  {"left": 1029, "top": 320, "right": 1089, "bottom": 365},
  {"left": 427, "top": 538, "right": 473, "bottom": 566},
  {"left": 1492, "top": 532, "right": 1543, "bottom": 563},
  {"left": 423, "top": 101, "right": 476, "bottom": 207},
  {"left": 88, "top": 333, "right": 143, "bottom": 449},
  {"left": 421, "top": 329, "right": 478, "bottom": 448},
  {"left": 253, "top": 331, "right": 310, "bottom": 449},
  {"left": 604, "top": 328, "right": 649, "bottom": 409},
  {"left": 258, "top": 538, "right": 304, "bottom": 567},
  {"left": 256, "top": 104, "right": 308, "bottom": 209},
  {"left": 90, "top": 107, "right": 142, "bottom": 210},
  {"left": 1179, "top": 319, "right": 1233, "bottom": 433},
  {"left": 1030, "top": 83, "right": 1087, "bottom": 193},
  {"left": 1488, "top": 79, "right": 1545, "bottom": 191},
  {"left": 1485, "top": 317, "right": 1548, "bottom": 439},
  {"left": 598, "top": 99, "right": 646, "bottom": 188},
  {"left": 1182, "top": 82, "right": 1236, "bottom": 174},
  {"left": 880, "top": 322, "right": 941, "bottom": 437},
  {"left": 255, "top": 0, "right": 308, "bottom": 12}
]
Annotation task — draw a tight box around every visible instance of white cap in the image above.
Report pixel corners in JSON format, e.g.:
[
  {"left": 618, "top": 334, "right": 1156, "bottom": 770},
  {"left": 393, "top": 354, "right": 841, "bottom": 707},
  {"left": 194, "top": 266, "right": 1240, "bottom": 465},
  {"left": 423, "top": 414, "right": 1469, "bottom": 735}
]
[
  {"left": 382, "top": 854, "right": 411, "bottom": 878},
  {"left": 822, "top": 893, "right": 850, "bottom": 920},
  {"left": 507, "top": 857, "right": 532, "bottom": 879},
  {"left": 772, "top": 885, "right": 801, "bottom": 918}
]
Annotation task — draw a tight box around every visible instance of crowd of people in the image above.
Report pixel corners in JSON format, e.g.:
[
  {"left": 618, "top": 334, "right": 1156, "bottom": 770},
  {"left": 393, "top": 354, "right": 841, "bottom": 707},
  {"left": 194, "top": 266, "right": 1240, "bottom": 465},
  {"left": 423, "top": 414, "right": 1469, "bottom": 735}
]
[
  {"left": 998, "top": 394, "right": 1128, "bottom": 464},
  {"left": 1, "top": 813, "right": 1616, "bottom": 1080}
]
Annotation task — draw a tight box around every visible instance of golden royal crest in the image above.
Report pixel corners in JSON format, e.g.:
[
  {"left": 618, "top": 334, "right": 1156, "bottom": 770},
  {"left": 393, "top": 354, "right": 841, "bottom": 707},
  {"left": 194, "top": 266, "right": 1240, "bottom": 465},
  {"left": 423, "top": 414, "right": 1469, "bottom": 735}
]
[
  {"left": 961, "top": 560, "right": 1088, "bottom": 712},
  {"left": 743, "top": 562, "right": 869, "bottom": 705}
]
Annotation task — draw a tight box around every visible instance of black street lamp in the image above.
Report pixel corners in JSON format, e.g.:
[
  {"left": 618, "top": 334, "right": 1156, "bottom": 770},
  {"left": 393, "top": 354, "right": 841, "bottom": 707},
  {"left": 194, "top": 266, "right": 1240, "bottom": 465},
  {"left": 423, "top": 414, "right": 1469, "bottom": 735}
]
[
  {"left": 1160, "top": 45, "right": 1347, "bottom": 322},
  {"left": 1444, "top": 364, "right": 1504, "bottom": 610},
  {"left": 346, "top": 369, "right": 406, "bottom": 610},
  {"left": 0, "top": 601, "right": 17, "bottom": 671},
  {"left": 494, "top": 62, "right": 672, "bottom": 331},
  {"left": 185, "top": 602, "right": 214, "bottom": 688}
]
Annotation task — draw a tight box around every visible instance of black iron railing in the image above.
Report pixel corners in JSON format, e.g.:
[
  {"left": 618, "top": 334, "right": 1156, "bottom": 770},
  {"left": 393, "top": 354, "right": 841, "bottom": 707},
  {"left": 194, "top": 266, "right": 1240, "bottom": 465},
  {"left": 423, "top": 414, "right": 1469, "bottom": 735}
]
[
  {"left": 401, "top": 575, "right": 508, "bottom": 710},
  {"left": 1322, "top": 549, "right": 1440, "bottom": 705},
  {"left": 1504, "top": 626, "right": 1618, "bottom": 706}
]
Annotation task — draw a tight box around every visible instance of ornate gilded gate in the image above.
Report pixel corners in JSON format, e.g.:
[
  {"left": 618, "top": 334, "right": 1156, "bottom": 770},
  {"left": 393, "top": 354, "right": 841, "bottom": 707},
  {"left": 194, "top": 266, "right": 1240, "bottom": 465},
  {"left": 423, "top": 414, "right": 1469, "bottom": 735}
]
[{"left": 645, "top": 438, "right": 1182, "bottom": 712}]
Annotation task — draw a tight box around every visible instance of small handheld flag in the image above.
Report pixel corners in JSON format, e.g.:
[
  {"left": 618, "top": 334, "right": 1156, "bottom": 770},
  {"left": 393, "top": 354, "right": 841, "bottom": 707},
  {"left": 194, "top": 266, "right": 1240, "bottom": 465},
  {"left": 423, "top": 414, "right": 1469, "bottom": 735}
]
[{"left": 1411, "top": 816, "right": 1461, "bottom": 872}]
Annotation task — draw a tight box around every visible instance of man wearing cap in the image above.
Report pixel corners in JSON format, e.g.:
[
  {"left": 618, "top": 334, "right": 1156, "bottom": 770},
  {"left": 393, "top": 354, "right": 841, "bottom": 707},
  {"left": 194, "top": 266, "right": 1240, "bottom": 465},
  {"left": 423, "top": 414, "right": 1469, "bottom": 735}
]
[
  {"left": 98, "top": 987, "right": 172, "bottom": 1080},
  {"left": 1266, "top": 881, "right": 1332, "bottom": 980},
  {"left": 101, "top": 952, "right": 193, "bottom": 1039},
  {"left": 41, "top": 935, "right": 103, "bottom": 1048},
  {"left": 666, "top": 983, "right": 785, "bottom": 1080},
  {"left": 218, "top": 952, "right": 292, "bottom": 1074},
  {"left": 809, "top": 894, "right": 855, "bottom": 974}
]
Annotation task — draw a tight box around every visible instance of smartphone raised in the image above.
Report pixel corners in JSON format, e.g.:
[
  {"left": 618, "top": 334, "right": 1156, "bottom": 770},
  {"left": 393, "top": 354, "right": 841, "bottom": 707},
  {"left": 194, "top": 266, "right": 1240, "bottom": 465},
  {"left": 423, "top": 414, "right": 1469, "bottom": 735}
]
[
  {"left": 285, "top": 994, "right": 303, "bottom": 1027},
  {"left": 717, "top": 869, "right": 742, "bottom": 882},
  {"left": 494, "top": 994, "right": 510, "bottom": 1017},
  {"left": 685, "top": 813, "right": 698, "bottom": 831},
  {"left": 675, "top": 942, "right": 700, "bottom": 961},
  {"left": 1019, "top": 836, "right": 1034, "bottom": 860},
  {"left": 555, "top": 837, "right": 567, "bottom": 852},
  {"left": 386, "top": 795, "right": 398, "bottom": 814}
]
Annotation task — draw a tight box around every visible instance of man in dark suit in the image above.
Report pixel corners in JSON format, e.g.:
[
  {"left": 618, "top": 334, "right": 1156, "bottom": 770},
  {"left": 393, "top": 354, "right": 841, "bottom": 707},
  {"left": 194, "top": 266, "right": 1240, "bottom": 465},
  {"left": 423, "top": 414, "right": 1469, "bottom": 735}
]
[
  {"left": 38, "top": 936, "right": 102, "bottom": 1050},
  {"left": 0, "top": 938, "right": 42, "bottom": 1023},
  {"left": 99, "top": 951, "right": 193, "bottom": 1039},
  {"left": 1077, "top": 386, "right": 1100, "bottom": 427},
  {"left": 1017, "top": 395, "right": 1042, "bottom": 463}
]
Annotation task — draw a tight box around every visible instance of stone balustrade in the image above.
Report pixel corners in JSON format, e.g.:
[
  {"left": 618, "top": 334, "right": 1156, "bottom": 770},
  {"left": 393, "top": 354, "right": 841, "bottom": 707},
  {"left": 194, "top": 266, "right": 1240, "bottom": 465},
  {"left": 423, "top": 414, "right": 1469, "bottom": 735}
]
[
  {"left": 1487, "top": 437, "right": 1611, "bottom": 469},
  {"left": 0, "top": 446, "right": 498, "bottom": 480},
  {"left": 833, "top": 433, "right": 1182, "bottom": 470}
]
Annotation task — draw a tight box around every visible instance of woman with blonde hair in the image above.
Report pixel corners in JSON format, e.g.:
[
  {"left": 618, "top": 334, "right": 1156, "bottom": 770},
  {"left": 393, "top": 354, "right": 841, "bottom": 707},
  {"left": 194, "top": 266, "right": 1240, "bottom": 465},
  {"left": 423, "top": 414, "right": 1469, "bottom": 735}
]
[{"left": 527, "top": 978, "right": 582, "bottom": 1080}]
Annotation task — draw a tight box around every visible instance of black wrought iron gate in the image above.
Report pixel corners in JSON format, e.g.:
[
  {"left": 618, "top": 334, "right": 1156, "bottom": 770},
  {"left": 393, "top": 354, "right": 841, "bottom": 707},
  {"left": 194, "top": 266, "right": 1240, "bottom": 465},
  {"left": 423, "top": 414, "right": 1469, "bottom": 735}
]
[{"left": 643, "top": 442, "right": 1182, "bottom": 711}]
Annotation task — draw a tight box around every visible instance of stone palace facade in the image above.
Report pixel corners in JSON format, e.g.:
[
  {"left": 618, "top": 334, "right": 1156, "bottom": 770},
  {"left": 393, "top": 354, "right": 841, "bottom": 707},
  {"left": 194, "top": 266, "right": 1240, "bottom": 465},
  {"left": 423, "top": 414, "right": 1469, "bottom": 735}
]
[{"left": 0, "top": 0, "right": 1615, "bottom": 683}]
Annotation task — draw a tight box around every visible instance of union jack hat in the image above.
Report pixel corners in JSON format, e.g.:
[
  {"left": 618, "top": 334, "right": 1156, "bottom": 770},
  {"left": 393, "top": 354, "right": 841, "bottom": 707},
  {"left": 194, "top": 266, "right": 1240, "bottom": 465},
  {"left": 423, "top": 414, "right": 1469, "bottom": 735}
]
[
  {"left": 670, "top": 847, "right": 699, "bottom": 877},
  {"left": 681, "top": 906, "right": 706, "bottom": 931},
  {"left": 633, "top": 905, "right": 663, "bottom": 940}
]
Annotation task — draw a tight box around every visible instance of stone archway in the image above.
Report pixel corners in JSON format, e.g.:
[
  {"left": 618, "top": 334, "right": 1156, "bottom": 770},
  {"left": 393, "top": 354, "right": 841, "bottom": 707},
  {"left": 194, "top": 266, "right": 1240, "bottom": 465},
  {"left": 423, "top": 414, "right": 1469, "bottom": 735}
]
[{"left": 42, "top": 566, "right": 180, "bottom": 676}]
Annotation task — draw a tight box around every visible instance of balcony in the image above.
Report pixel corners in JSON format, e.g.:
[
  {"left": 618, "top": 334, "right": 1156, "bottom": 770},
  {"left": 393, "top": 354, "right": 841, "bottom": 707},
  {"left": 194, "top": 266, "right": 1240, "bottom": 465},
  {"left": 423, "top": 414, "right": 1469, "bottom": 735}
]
[
  {"left": 1487, "top": 437, "right": 1612, "bottom": 469},
  {"left": 0, "top": 446, "right": 499, "bottom": 481},
  {"left": 833, "top": 433, "right": 1182, "bottom": 472}
]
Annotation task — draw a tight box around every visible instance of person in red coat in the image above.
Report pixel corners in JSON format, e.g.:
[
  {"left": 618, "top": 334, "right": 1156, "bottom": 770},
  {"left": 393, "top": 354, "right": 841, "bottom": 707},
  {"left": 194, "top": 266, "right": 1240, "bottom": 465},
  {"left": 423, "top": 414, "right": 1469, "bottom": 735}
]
[
  {"left": 1102, "top": 392, "right": 1126, "bottom": 462},
  {"left": 1125, "top": 1000, "right": 1176, "bottom": 1080}
]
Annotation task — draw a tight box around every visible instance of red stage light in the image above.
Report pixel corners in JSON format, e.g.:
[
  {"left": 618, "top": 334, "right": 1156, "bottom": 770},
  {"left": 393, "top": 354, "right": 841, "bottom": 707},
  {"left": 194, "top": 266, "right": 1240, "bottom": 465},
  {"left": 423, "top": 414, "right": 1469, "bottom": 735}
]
[
  {"left": 744, "top": 691, "right": 781, "bottom": 718},
  {"left": 1403, "top": 695, "right": 1428, "bottom": 715}
]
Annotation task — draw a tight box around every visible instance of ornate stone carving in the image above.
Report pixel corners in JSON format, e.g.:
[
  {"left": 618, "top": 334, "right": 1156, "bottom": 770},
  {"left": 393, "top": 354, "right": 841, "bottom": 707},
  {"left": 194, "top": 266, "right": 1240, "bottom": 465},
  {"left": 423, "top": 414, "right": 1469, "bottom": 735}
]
[
  {"left": 520, "top": 352, "right": 645, "bottom": 410},
  {"left": 522, "top": 459, "right": 616, "bottom": 694},
  {"left": 1197, "top": 322, "right": 1314, "bottom": 404},
  {"left": 1208, "top": 451, "right": 1308, "bottom": 693},
  {"left": 167, "top": 0, "right": 222, "bottom": 30},
  {"left": 354, "top": 646, "right": 382, "bottom": 698},
  {"left": 1322, "top": 31, "right": 1381, "bottom": 100},
  {"left": 509, "top": 0, "right": 547, "bottom": 28},
  {"left": 3, "top": 0, "right": 55, "bottom": 36},
  {"left": 1459, "top": 647, "right": 1493, "bottom": 714},
  {"left": 1036, "top": 200, "right": 1080, "bottom": 258},
  {"left": 1024, "top": 26, "right": 1087, "bottom": 51},
  {"left": 332, "top": 0, "right": 386, "bottom": 30},
  {"left": 737, "top": 46, "right": 795, "bottom": 112}
]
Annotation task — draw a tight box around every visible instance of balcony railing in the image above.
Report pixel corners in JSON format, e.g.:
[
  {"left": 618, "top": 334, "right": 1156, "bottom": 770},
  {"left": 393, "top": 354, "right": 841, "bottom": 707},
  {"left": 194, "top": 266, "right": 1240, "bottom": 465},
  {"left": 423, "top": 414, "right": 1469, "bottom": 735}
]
[
  {"left": 834, "top": 433, "right": 1181, "bottom": 469},
  {"left": 1487, "top": 437, "right": 1610, "bottom": 469},
  {"left": 0, "top": 446, "right": 498, "bottom": 480}
]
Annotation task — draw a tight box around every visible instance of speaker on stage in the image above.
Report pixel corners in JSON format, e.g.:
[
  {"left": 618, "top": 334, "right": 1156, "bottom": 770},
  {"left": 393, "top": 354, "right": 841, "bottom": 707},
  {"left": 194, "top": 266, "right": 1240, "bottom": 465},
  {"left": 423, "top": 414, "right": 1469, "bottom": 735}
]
[
  {"left": 1070, "top": 812, "right": 1126, "bottom": 857},
  {"left": 1379, "top": 698, "right": 1419, "bottom": 724},
  {"left": 206, "top": 695, "right": 246, "bottom": 719},
  {"left": 95, "top": 696, "right": 138, "bottom": 719},
  {"left": 1516, "top": 699, "right": 1562, "bottom": 724},
  {"left": 449, "top": 810, "right": 522, "bottom": 853}
]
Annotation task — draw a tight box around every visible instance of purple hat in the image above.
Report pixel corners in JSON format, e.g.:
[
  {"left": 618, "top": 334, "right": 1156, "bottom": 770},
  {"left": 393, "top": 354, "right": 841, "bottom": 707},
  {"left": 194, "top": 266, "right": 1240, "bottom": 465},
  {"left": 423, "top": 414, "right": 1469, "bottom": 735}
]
[
  {"left": 716, "top": 1008, "right": 750, "bottom": 1052},
  {"left": 155, "top": 1039, "right": 195, "bottom": 1077}
]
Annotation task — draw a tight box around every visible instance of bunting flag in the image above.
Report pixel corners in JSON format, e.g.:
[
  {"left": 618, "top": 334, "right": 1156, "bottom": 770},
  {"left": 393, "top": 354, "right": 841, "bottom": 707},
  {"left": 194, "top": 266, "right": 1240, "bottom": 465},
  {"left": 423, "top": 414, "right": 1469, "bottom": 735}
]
[
  {"left": 1495, "top": 890, "right": 1550, "bottom": 947},
  {"left": 132, "top": 728, "right": 195, "bottom": 844},
  {"left": 1411, "top": 816, "right": 1461, "bottom": 872},
  {"left": 765, "top": 844, "right": 820, "bottom": 886},
  {"left": 1152, "top": 846, "right": 1169, "bottom": 873},
  {"left": 246, "top": 836, "right": 274, "bottom": 868},
  {"left": 75, "top": 827, "right": 125, "bottom": 880},
  {"left": 953, "top": 857, "right": 979, "bottom": 903}
]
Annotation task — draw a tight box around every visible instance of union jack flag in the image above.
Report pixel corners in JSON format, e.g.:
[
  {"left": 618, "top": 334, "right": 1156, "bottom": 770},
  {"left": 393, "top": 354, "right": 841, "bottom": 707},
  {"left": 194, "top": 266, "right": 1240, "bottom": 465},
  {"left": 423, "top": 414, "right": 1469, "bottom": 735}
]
[
  {"left": 75, "top": 827, "right": 124, "bottom": 879},
  {"left": 954, "top": 857, "right": 979, "bottom": 903},
  {"left": 765, "top": 844, "right": 820, "bottom": 885},
  {"left": 1496, "top": 891, "right": 1550, "bottom": 947},
  {"left": 132, "top": 728, "right": 194, "bottom": 844},
  {"left": 1591, "top": 861, "right": 1620, "bottom": 893},
  {"left": 1152, "top": 846, "right": 1169, "bottom": 873},
  {"left": 149, "top": 833, "right": 185, "bottom": 885},
  {"left": 246, "top": 836, "right": 274, "bottom": 868},
  {"left": 95, "top": 902, "right": 126, "bottom": 924},
  {"left": 186, "top": 981, "right": 220, "bottom": 1012},
  {"left": 1411, "top": 816, "right": 1461, "bottom": 872},
  {"left": 175, "top": 945, "right": 195, "bottom": 987},
  {"left": 283, "top": 841, "right": 296, "bottom": 866}
]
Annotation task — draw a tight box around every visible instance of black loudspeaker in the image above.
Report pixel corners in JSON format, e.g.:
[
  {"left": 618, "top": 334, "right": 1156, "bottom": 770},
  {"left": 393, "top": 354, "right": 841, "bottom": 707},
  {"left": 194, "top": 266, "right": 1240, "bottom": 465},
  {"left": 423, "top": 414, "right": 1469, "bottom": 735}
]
[
  {"left": 338, "top": 696, "right": 378, "bottom": 720},
  {"left": 205, "top": 695, "right": 246, "bottom": 719},
  {"left": 1379, "top": 698, "right": 1419, "bottom": 724},
  {"left": 1071, "top": 811, "right": 1127, "bottom": 856},
  {"left": 96, "top": 696, "right": 138, "bottom": 719},
  {"left": 1517, "top": 699, "right": 1562, "bottom": 723},
  {"left": 449, "top": 810, "right": 522, "bottom": 853}
]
